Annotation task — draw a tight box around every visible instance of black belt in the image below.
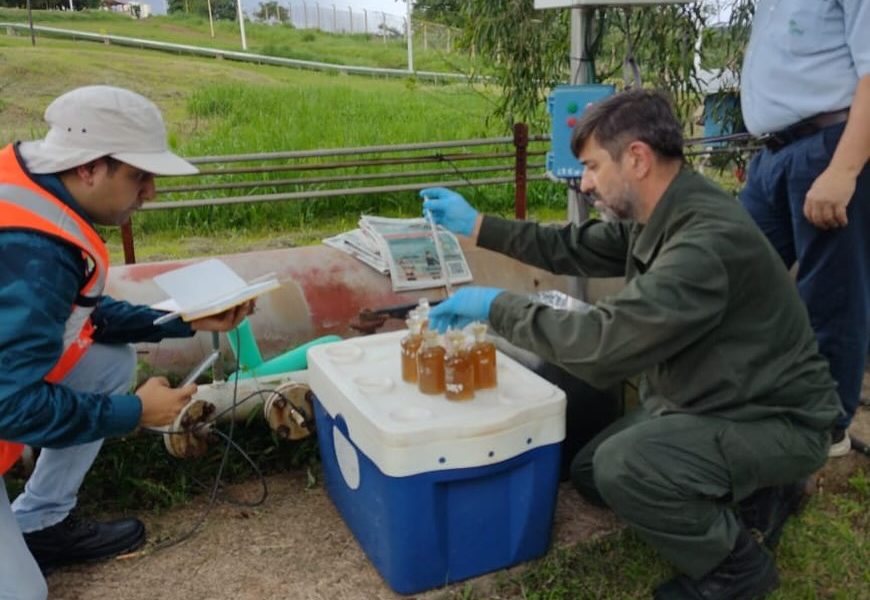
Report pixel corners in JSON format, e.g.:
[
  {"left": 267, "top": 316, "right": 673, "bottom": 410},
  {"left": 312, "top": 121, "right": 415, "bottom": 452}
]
[{"left": 761, "top": 108, "right": 849, "bottom": 152}]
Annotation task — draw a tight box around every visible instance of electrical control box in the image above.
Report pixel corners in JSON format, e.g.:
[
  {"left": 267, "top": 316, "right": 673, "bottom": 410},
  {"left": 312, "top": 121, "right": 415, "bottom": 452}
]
[{"left": 546, "top": 83, "right": 615, "bottom": 179}]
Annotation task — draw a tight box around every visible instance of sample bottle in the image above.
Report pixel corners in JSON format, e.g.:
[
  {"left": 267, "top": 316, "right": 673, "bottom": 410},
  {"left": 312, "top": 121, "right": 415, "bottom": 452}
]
[
  {"left": 470, "top": 322, "right": 498, "bottom": 390},
  {"left": 417, "top": 330, "right": 446, "bottom": 395},
  {"left": 444, "top": 330, "right": 475, "bottom": 401},
  {"left": 400, "top": 312, "right": 424, "bottom": 383}
]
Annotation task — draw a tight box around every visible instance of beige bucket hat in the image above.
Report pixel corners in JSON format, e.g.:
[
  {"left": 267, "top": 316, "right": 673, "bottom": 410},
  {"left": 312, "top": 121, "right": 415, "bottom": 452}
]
[{"left": 18, "top": 85, "right": 198, "bottom": 176}]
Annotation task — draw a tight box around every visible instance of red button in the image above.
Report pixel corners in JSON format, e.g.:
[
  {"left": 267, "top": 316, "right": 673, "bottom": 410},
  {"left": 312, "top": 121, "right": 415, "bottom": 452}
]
[{"left": 566, "top": 117, "right": 577, "bottom": 127}]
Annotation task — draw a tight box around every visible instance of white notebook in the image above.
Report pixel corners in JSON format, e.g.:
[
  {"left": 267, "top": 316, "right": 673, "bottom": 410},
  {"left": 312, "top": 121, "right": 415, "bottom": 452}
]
[{"left": 151, "top": 259, "right": 280, "bottom": 323}]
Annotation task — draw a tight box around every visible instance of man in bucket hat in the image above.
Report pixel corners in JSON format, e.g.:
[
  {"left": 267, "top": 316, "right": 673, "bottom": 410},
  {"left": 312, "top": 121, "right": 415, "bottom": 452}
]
[{"left": 0, "top": 86, "right": 253, "bottom": 599}]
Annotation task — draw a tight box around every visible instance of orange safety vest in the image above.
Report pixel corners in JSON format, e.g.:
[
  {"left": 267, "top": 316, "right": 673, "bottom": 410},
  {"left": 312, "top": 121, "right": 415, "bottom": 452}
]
[{"left": 0, "top": 144, "right": 109, "bottom": 475}]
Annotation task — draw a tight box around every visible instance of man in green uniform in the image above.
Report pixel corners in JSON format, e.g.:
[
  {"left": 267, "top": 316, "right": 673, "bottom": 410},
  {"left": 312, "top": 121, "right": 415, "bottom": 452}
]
[{"left": 420, "top": 89, "right": 840, "bottom": 600}]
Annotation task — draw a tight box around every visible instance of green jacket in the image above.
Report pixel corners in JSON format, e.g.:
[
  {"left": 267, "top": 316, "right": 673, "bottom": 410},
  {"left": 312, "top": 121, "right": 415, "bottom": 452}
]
[{"left": 481, "top": 168, "right": 841, "bottom": 429}]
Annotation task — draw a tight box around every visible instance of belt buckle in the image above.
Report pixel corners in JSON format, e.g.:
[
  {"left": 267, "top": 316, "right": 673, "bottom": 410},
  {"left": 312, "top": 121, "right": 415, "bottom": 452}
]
[{"left": 759, "top": 133, "right": 786, "bottom": 152}]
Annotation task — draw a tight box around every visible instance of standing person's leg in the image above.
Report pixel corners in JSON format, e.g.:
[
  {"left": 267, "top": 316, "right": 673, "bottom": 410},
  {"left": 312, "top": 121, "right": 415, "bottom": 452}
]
[
  {"left": 738, "top": 147, "right": 797, "bottom": 269},
  {"left": 1, "top": 480, "right": 47, "bottom": 600},
  {"left": 12, "top": 343, "right": 145, "bottom": 571},
  {"left": 786, "top": 125, "right": 869, "bottom": 455},
  {"left": 586, "top": 413, "right": 828, "bottom": 598}
]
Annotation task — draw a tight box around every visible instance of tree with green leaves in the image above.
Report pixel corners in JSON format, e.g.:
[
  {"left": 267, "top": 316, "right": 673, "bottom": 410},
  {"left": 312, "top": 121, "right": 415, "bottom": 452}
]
[
  {"left": 413, "top": 0, "right": 464, "bottom": 28},
  {"left": 460, "top": 0, "right": 756, "bottom": 127},
  {"left": 167, "top": 0, "right": 235, "bottom": 21},
  {"left": 254, "top": 1, "right": 288, "bottom": 23}
]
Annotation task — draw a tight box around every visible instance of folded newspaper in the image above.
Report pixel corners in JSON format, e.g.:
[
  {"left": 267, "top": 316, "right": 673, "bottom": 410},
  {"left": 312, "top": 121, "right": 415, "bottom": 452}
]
[{"left": 323, "top": 215, "right": 473, "bottom": 291}]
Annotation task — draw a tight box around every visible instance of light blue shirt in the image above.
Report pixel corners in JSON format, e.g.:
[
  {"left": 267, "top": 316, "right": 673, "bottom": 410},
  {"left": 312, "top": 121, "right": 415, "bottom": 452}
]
[{"left": 741, "top": 0, "right": 870, "bottom": 135}]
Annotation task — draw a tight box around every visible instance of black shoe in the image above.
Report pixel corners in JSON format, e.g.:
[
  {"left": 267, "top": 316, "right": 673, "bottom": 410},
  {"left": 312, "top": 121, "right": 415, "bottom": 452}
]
[
  {"left": 23, "top": 514, "right": 145, "bottom": 573},
  {"left": 739, "top": 480, "right": 807, "bottom": 550},
  {"left": 653, "top": 529, "right": 780, "bottom": 600}
]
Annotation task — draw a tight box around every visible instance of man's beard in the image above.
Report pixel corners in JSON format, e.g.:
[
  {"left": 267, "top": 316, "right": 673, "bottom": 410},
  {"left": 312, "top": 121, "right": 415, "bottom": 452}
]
[{"left": 593, "top": 185, "right": 638, "bottom": 223}]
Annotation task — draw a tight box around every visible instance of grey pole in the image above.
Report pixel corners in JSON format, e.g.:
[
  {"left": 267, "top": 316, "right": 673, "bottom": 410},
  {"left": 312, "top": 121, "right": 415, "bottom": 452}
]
[
  {"left": 568, "top": 7, "right": 593, "bottom": 301},
  {"left": 236, "top": 0, "right": 248, "bottom": 49},
  {"left": 406, "top": 0, "right": 413, "bottom": 72}
]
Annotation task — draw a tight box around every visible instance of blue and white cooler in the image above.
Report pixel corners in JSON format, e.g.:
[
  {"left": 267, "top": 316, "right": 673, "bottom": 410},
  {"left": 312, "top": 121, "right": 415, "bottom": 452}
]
[{"left": 307, "top": 330, "right": 566, "bottom": 594}]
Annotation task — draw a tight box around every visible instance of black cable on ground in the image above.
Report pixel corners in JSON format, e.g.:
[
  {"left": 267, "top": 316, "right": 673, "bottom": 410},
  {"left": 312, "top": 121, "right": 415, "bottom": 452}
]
[{"left": 143, "top": 329, "right": 271, "bottom": 552}]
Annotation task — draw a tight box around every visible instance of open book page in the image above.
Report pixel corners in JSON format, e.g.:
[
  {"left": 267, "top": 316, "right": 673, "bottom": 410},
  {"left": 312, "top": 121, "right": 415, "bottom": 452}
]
[
  {"left": 359, "top": 216, "right": 473, "bottom": 291},
  {"left": 151, "top": 259, "right": 281, "bottom": 322}
]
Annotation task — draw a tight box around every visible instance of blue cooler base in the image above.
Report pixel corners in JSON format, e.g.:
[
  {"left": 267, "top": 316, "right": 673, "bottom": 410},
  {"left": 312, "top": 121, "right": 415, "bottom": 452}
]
[{"left": 314, "top": 398, "right": 562, "bottom": 595}]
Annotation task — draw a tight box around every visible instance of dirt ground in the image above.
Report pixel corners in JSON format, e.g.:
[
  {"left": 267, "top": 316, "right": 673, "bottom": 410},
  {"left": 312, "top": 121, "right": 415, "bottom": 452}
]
[{"left": 48, "top": 368, "right": 870, "bottom": 600}]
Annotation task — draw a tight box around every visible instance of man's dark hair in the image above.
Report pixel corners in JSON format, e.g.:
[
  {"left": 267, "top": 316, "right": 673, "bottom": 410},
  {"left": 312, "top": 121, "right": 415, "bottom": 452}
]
[
  {"left": 570, "top": 89, "right": 684, "bottom": 162},
  {"left": 101, "top": 156, "right": 123, "bottom": 175}
]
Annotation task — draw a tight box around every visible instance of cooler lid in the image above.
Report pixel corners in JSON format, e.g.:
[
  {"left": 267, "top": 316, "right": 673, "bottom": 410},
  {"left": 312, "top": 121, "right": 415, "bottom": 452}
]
[{"left": 308, "top": 331, "right": 566, "bottom": 475}]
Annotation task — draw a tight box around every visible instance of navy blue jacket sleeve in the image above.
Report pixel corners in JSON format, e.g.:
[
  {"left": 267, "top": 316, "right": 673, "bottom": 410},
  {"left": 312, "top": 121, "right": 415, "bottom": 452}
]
[
  {"left": 92, "top": 296, "right": 194, "bottom": 344},
  {"left": 0, "top": 232, "right": 145, "bottom": 448}
]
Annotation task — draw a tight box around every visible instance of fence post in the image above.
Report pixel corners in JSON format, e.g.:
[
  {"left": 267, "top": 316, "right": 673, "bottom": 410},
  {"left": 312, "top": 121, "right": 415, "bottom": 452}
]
[
  {"left": 121, "top": 218, "right": 136, "bottom": 264},
  {"left": 423, "top": 22, "right": 427, "bottom": 51},
  {"left": 332, "top": 4, "right": 337, "bottom": 32},
  {"left": 303, "top": 1, "right": 308, "bottom": 28},
  {"left": 382, "top": 12, "right": 386, "bottom": 43},
  {"left": 349, "top": 6, "right": 353, "bottom": 33},
  {"left": 363, "top": 8, "right": 368, "bottom": 34},
  {"left": 446, "top": 28, "right": 451, "bottom": 53},
  {"left": 316, "top": 3, "right": 321, "bottom": 30},
  {"left": 513, "top": 122, "right": 528, "bottom": 220}
]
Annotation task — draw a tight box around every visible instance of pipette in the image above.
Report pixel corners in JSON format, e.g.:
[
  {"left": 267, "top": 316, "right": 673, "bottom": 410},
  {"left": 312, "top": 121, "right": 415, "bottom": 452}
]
[{"left": 424, "top": 208, "right": 453, "bottom": 297}]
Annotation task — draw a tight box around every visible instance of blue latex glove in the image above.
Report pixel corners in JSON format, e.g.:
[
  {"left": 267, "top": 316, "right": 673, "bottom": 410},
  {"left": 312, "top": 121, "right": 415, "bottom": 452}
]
[
  {"left": 419, "top": 187, "right": 478, "bottom": 237},
  {"left": 428, "top": 287, "right": 504, "bottom": 332}
]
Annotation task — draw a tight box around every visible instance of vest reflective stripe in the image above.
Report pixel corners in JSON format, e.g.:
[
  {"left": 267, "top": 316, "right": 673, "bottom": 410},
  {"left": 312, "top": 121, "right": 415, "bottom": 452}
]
[{"left": 0, "top": 144, "right": 109, "bottom": 475}]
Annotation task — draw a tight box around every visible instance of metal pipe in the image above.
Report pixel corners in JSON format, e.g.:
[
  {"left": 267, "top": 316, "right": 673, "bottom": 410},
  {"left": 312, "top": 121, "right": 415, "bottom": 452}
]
[
  {"left": 181, "top": 136, "right": 519, "bottom": 164},
  {"left": 185, "top": 151, "right": 546, "bottom": 177},
  {"left": 157, "top": 163, "right": 546, "bottom": 193},
  {"left": 142, "top": 175, "right": 548, "bottom": 210}
]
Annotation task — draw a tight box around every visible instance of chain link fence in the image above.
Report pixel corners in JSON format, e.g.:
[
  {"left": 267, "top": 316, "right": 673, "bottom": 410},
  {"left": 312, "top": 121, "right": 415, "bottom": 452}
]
[{"left": 271, "top": 1, "right": 458, "bottom": 52}]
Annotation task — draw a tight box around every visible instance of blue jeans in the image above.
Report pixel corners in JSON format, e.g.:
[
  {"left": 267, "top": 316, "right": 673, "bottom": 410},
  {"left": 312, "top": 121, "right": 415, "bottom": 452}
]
[
  {"left": 740, "top": 123, "right": 869, "bottom": 430},
  {"left": 0, "top": 343, "right": 136, "bottom": 600}
]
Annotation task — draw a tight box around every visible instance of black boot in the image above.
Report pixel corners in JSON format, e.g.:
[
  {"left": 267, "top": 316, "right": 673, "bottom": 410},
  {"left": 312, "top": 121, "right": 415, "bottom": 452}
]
[
  {"left": 739, "top": 479, "right": 807, "bottom": 550},
  {"left": 653, "top": 529, "right": 779, "bottom": 600},
  {"left": 24, "top": 514, "right": 145, "bottom": 573}
]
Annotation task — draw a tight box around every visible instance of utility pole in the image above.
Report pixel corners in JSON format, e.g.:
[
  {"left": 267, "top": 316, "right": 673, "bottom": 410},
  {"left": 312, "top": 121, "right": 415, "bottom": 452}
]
[
  {"left": 567, "top": 7, "right": 593, "bottom": 301},
  {"left": 567, "top": 7, "right": 592, "bottom": 226},
  {"left": 236, "top": 0, "right": 248, "bottom": 50},
  {"left": 206, "top": 0, "right": 215, "bottom": 38},
  {"left": 26, "top": 0, "right": 35, "bottom": 46},
  {"left": 406, "top": 0, "right": 413, "bottom": 72}
]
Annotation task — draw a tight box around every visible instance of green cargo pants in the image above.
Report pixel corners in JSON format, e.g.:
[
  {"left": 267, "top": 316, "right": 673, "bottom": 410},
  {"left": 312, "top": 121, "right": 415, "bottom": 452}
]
[{"left": 569, "top": 408, "right": 830, "bottom": 578}]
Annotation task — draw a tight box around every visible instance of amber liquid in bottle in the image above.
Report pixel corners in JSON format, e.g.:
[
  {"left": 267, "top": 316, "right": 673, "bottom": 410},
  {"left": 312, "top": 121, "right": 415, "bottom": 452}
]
[
  {"left": 444, "top": 331, "right": 474, "bottom": 401},
  {"left": 470, "top": 322, "right": 498, "bottom": 390},
  {"left": 400, "top": 314, "right": 424, "bottom": 383},
  {"left": 417, "top": 331, "right": 446, "bottom": 395}
]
